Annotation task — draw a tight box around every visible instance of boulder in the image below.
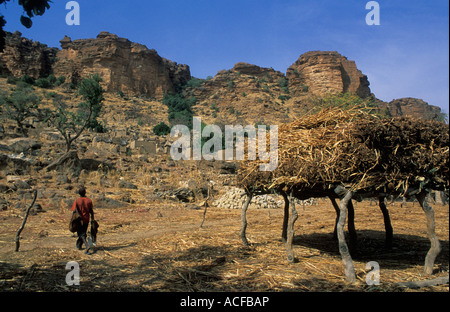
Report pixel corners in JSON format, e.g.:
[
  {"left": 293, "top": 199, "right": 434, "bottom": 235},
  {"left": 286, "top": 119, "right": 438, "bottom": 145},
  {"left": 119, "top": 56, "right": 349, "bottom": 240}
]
[{"left": 44, "top": 151, "right": 81, "bottom": 173}]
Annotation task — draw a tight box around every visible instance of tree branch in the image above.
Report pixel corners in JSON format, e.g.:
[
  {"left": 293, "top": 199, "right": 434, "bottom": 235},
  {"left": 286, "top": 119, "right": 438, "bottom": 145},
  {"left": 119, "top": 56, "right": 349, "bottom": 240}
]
[{"left": 15, "top": 189, "right": 38, "bottom": 252}]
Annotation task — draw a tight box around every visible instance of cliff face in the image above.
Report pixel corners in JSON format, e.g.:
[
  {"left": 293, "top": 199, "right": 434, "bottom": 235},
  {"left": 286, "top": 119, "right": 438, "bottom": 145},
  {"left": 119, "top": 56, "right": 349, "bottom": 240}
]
[
  {"left": 0, "top": 31, "right": 58, "bottom": 79},
  {"left": 0, "top": 31, "right": 444, "bottom": 122},
  {"left": 380, "top": 98, "right": 444, "bottom": 120},
  {"left": 52, "top": 32, "right": 191, "bottom": 98},
  {"left": 286, "top": 51, "right": 371, "bottom": 98}
]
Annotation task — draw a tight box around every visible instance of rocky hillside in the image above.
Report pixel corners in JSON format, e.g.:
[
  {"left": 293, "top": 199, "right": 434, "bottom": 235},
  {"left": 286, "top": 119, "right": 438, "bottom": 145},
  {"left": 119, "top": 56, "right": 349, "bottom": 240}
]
[
  {"left": 0, "top": 31, "right": 58, "bottom": 79},
  {"left": 1, "top": 31, "right": 190, "bottom": 99},
  {"left": 0, "top": 30, "right": 445, "bottom": 125}
]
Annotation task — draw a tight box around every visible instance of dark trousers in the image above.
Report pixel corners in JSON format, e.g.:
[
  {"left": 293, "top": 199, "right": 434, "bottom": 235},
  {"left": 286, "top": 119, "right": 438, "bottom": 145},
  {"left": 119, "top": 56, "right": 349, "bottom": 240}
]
[{"left": 76, "top": 223, "right": 89, "bottom": 249}]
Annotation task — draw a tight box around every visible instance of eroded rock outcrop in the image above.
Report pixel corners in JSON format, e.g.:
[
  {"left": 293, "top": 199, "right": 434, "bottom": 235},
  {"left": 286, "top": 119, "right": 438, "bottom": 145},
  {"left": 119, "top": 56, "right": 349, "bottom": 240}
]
[
  {"left": 382, "top": 97, "right": 444, "bottom": 120},
  {"left": 52, "top": 31, "right": 191, "bottom": 98},
  {"left": 0, "top": 31, "right": 58, "bottom": 79},
  {"left": 286, "top": 51, "right": 371, "bottom": 98}
]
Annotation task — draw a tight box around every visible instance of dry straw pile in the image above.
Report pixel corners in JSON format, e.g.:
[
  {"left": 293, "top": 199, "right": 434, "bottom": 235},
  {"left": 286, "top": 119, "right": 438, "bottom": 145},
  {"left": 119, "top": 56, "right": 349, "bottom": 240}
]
[{"left": 238, "top": 107, "right": 449, "bottom": 194}]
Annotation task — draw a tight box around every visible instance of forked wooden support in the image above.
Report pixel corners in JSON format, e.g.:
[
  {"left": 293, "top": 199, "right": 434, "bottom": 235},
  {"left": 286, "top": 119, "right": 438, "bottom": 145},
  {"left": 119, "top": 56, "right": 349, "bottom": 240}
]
[
  {"left": 416, "top": 191, "right": 441, "bottom": 275},
  {"left": 337, "top": 191, "right": 356, "bottom": 283}
]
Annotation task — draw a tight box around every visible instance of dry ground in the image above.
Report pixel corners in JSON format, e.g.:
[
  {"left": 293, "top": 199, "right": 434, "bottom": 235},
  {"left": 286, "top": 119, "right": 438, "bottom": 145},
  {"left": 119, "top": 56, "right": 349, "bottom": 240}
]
[{"left": 0, "top": 197, "right": 448, "bottom": 292}]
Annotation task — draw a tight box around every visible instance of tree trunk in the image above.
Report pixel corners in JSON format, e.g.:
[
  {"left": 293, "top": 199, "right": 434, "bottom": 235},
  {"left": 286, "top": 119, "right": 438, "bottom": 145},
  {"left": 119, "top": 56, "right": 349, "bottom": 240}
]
[{"left": 15, "top": 190, "right": 38, "bottom": 252}]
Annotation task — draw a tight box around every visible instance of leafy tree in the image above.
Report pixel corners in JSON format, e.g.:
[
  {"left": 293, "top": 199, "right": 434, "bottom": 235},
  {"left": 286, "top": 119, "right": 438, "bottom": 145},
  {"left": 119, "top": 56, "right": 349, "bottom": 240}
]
[
  {"left": 78, "top": 74, "right": 106, "bottom": 132},
  {"left": 0, "top": 84, "right": 40, "bottom": 134},
  {"left": 46, "top": 75, "right": 104, "bottom": 152},
  {"left": 163, "top": 93, "right": 196, "bottom": 129}
]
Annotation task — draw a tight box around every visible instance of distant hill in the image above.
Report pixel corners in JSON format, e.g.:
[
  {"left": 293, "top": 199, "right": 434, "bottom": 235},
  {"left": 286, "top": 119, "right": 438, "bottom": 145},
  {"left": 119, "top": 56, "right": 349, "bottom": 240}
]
[{"left": 0, "top": 30, "right": 445, "bottom": 127}]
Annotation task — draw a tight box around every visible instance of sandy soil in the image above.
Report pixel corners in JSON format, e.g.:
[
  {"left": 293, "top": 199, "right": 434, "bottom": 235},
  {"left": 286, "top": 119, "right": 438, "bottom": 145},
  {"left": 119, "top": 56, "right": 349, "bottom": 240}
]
[{"left": 0, "top": 197, "right": 448, "bottom": 292}]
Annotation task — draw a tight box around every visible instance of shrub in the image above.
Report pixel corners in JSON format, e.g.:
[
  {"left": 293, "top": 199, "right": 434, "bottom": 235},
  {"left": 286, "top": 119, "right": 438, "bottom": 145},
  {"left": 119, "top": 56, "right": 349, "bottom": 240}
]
[
  {"left": 54, "top": 76, "right": 66, "bottom": 86},
  {"left": 163, "top": 93, "right": 196, "bottom": 128},
  {"left": 186, "top": 77, "right": 205, "bottom": 89},
  {"left": 35, "top": 77, "right": 52, "bottom": 88},
  {"left": 21, "top": 74, "right": 35, "bottom": 85},
  {"left": 6, "top": 76, "right": 19, "bottom": 85},
  {"left": 153, "top": 122, "right": 171, "bottom": 136},
  {"left": 47, "top": 74, "right": 56, "bottom": 84}
]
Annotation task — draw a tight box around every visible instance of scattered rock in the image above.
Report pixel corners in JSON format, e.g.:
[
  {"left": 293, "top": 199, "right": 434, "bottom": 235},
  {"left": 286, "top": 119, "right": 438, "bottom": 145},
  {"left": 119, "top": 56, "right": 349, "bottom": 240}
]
[
  {"left": 185, "top": 203, "right": 201, "bottom": 210},
  {"left": 5, "top": 138, "right": 42, "bottom": 154},
  {"left": 13, "top": 180, "right": 31, "bottom": 190},
  {"left": 118, "top": 180, "right": 138, "bottom": 190},
  {"left": 38, "top": 230, "right": 48, "bottom": 238},
  {"left": 213, "top": 187, "right": 283, "bottom": 209},
  {"left": 218, "top": 162, "right": 237, "bottom": 174},
  {"left": 44, "top": 151, "right": 81, "bottom": 173},
  {"left": 168, "top": 188, "right": 195, "bottom": 202},
  {"left": 56, "top": 174, "right": 71, "bottom": 185}
]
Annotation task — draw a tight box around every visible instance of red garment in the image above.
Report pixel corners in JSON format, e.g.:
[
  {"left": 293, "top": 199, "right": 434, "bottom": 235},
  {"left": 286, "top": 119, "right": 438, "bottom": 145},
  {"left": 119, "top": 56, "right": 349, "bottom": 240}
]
[{"left": 72, "top": 197, "right": 93, "bottom": 225}]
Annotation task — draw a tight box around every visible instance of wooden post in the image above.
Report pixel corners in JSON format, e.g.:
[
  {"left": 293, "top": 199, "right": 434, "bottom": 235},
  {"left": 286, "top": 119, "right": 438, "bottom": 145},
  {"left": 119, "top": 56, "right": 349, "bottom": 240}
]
[
  {"left": 337, "top": 190, "right": 356, "bottom": 283},
  {"left": 281, "top": 192, "right": 289, "bottom": 243},
  {"left": 286, "top": 192, "right": 298, "bottom": 263},
  {"left": 15, "top": 190, "right": 38, "bottom": 252},
  {"left": 378, "top": 195, "right": 393, "bottom": 249},
  {"left": 347, "top": 199, "right": 357, "bottom": 249},
  {"left": 240, "top": 193, "right": 253, "bottom": 246},
  {"left": 199, "top": 183, "right": 213, "bottom": 228},
  {"left": 416, "top": 191, "right": 441, "bottom": 275},
  {"left": 330, "top": 196, "right": 340, "bottom": 240}
]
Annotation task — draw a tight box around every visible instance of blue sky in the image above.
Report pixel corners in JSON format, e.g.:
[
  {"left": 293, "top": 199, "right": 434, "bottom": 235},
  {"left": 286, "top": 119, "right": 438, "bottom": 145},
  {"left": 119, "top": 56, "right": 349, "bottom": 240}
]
[{"left": 1, "top": 0, "right": 448, "bottom": 115}]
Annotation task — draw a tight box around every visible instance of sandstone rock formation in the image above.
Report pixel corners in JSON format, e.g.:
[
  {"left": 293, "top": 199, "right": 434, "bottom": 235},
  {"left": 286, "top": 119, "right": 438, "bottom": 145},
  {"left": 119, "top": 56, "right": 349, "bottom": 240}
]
[
  {"left": 53, "top": 31, "right": 191, "bottom": 98},
  {"left": 382, "top": 98, "right": 444, "bottom": 121},
  {"left": 286, "top": 51, "right": 371, "bottom": 98},
  {"left": 0, "top": 31, "right": 58, "bottom": 79},
  {"left": 0, "top": 31, "right": 445, "bottom": 122}
]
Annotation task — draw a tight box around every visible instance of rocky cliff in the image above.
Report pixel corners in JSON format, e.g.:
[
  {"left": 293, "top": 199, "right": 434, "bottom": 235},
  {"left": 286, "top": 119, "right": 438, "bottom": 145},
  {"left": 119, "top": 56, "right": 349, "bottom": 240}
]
[
  {"left": 53, "top": 31, "right": 191, "bottom": 98},
  {"left": 0, "top": 31, "right": 58, "bottom": 79},
  {"left": 286, "top": 51, "right": 371, "bottom": 98},
  {"left": 0, "top": 31, "right": 445, "bottom": 122},
  {"left": 0, "top": 31, "right": 191, "bottom": 99},
  {"left": 381, "top": 97, "right": 444, "bottom": 120}
]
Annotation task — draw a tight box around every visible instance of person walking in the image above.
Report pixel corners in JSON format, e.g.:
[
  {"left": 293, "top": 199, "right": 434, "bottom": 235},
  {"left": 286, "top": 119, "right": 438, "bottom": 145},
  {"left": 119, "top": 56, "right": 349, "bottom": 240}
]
[{"left": 72, "top": 187, "right": 95, "bottom": 253}]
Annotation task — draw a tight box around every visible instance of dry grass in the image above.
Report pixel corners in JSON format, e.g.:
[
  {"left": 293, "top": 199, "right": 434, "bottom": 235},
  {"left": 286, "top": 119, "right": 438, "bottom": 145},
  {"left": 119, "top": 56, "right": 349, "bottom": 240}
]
[
  {"left": 238, "top": 107, "right": 449, "bottom": 193},
  {"left": 0, "top": 196, "right": 448, "bottom": 292}
]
